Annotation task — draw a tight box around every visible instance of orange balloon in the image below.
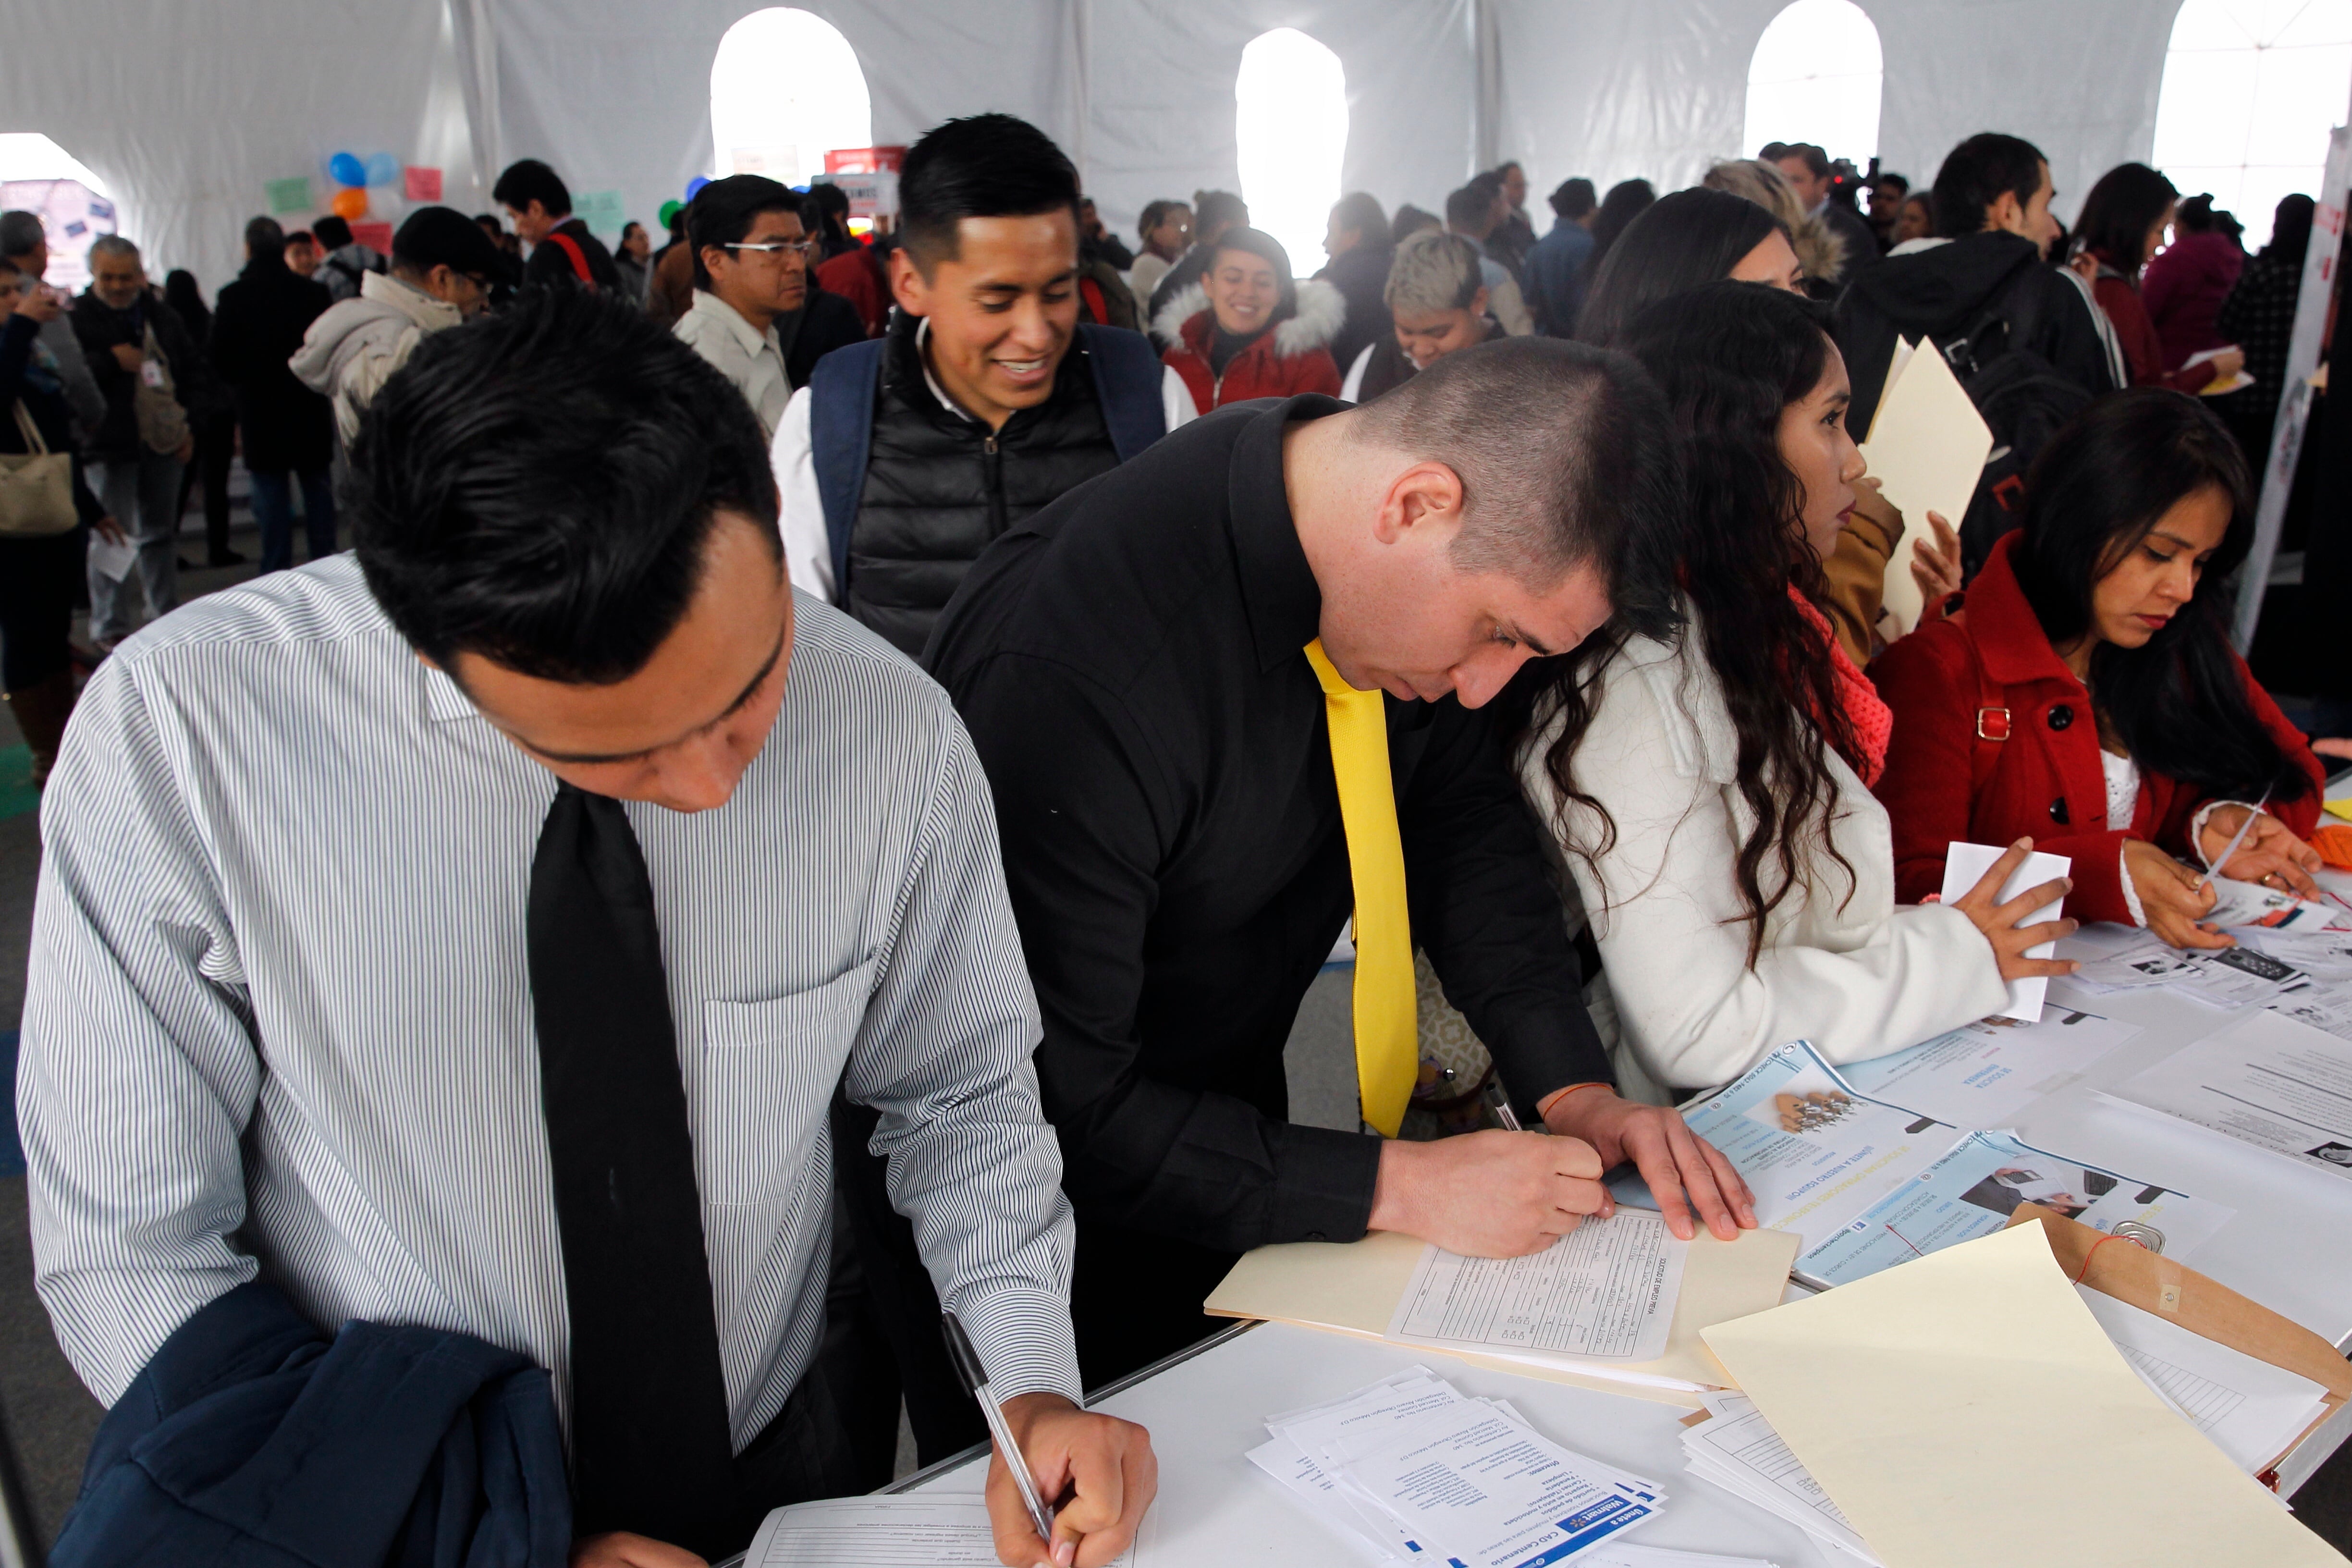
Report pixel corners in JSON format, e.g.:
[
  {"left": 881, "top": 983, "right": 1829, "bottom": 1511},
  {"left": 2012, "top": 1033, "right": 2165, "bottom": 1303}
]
[{"left": 330, "top": 188, "right": 368, "bottom": 221}]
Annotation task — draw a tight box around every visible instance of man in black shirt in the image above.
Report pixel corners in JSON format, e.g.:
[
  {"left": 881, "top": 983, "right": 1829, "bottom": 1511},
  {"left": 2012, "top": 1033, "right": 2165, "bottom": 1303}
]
[
  {"left": 494, "top": 158, "right": 623, "bottom": 293},
  {"left": 930, "top": 341, "right": 1756, "bottom": 1385}
]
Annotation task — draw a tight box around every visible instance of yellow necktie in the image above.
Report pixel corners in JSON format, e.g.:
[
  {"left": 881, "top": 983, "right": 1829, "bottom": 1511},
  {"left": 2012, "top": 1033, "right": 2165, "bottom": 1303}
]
[{"left": 1305, "top": 638, "right": 1417, "bottom": 1138}]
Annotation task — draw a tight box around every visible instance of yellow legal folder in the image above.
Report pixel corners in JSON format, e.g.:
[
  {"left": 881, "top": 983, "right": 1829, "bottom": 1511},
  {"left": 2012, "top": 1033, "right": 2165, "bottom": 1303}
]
[
  {"left": 1204, "top": 1225, "right": 1799, "bottom": 1409},
  {"left": 1859, "top": 337, "right": 1994, "bottom": 638}
]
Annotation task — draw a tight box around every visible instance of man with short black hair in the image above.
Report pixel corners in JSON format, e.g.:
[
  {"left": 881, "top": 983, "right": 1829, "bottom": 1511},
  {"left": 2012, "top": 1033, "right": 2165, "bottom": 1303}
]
[
  {"left": 493, "top": 157, "right": 622, "bottom": 292},
  {"left": 1524, "top": 177, "right": 1598, "bottom": 336},
  {"left": 310, "top": 214, "right": 388, "bottom": 303},
  {"left": 1836, "top": 130, "right": 2113, "bottom": 434},
  {"left": 1867, "top": 171, "right": 1911, "bottom": 251},
  {"left": 770, "top": 113, "right": 1171, "bottom": 658},
  {"left": 1491, "top": 161, "right": 1538, "bottom": 272},
  {"left": 293, "top": 205, "right": 502, "bottom": 442},
  {"left": 930, "top": 342, "right": 1757, "bottom": 1388},
  {"left": 24, "top": 287, "right": 1154, "bottom": 1568},
  {"left": 211, "top": 217, "right": 337, "bottom": 575},
  {"left": 676, "top": 175, "right": 864, "bottom": 439}
]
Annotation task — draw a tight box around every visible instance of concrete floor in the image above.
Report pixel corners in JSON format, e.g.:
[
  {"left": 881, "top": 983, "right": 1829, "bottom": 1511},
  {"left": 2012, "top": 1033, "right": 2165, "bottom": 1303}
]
[{"left": 1, "top": 524, "right": 2346, "bottom": 1555}]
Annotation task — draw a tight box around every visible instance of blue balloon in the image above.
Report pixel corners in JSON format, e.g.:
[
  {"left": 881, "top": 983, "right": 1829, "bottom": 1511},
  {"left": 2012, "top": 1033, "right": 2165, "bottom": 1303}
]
[
  {"left": 329, "top": 152, "right": 367, "bottom": 188},
  {"left": 365, "top": 152, "right": 401, "bottom": 187},
  {"left": 686, "top": 176, "right": 710, "bottom": 201}
]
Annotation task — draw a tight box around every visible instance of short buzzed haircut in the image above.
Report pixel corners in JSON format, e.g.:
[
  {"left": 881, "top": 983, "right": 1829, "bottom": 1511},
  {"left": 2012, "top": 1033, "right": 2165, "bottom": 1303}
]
[
  {"left": 0, "top": 210, "right": 43, "bottom": 260},
  {"left": 897, "top": 113, "right": 1079, "bottom": 276},
  {"left": 1444, "top": 185, "right": 1494, "bottom": 235},
  {"left": 1384, "top": 230, "right": 1483, "bottom": 318},
  {"left": 88, "top": 234, "right": 140, "bottom": 266},
  {"left": 1549, "top": 179, "right": 1597, "bottom": 219},
  {"left": 1347, "top": 336, "right": 1678, "bottom": 633}
]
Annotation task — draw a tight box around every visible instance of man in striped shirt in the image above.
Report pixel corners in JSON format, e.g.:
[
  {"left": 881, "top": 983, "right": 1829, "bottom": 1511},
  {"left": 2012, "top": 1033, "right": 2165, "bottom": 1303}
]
[{"left": 21, "top": 288, "right": 1152, "bottom": 1568}]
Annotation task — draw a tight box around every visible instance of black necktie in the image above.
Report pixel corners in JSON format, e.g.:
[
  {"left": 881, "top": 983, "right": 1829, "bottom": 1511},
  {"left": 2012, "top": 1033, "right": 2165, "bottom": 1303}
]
[{"left": 527, "top": 783, "right": 738, "bottom": 1551}]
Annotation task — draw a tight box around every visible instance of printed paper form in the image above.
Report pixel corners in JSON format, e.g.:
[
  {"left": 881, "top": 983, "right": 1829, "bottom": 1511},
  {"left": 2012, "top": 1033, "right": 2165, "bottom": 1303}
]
[
  {"left": 2074, "top": 1285, "right": 2331, "bottom": 1473},
  {"left": 1387, "top": 1210, "right": 1688, "bottom": 1365},
  {"left": 1680, "top": 1393, "right": 1877, "bottom": 1565},
  {"left": 2100, "top": 1008, "right": 2352, "bottom": 1182},
  {"left": 1838, "top": 1005, "right": 2139, "bottom": 1127},
  {"left": 743, "top": 1497, "right": 1142, "bottom": 1567}
]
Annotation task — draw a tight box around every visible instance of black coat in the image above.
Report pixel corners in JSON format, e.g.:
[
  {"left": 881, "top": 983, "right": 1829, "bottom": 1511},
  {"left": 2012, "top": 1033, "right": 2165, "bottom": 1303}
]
[
  {"left": 211, "top": 255, "right": 336, "bottom": 473},
  {"left": 1315, "top": 243, "right": 1392, "bottom": 383},
  {"left": 68, "top": 290, "right": 219, "bottom": 462}
]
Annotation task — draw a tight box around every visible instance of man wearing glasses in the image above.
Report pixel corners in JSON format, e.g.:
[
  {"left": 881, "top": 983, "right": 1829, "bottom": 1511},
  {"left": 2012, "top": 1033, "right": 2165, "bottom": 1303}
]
[
  {"left": 292, "top": 205, "right": 504, "bottom": 443},
  {"left": 676, "top": 175, "right": 865, "bottom": 441}
]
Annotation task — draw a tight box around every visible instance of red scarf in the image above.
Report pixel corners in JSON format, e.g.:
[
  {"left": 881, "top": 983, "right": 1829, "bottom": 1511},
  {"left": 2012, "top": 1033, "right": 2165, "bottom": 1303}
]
[{"left": 1789, "top": 586, "right": 1891, "bottom": 787}]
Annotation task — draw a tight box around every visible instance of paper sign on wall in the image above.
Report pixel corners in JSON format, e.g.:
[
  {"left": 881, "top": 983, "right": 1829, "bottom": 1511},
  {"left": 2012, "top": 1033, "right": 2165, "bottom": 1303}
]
[
  {"left": 572, "top": 188, "right": 627, "bottom": 239},
  {"left": 349, "top": 221, "right": 395, "bottom": 256},
  {"left": 265, "top": 176, "right": 312, "bottom": 215},
  {"left": 402, "top": 166, "right": 442, "bottom": 202}
]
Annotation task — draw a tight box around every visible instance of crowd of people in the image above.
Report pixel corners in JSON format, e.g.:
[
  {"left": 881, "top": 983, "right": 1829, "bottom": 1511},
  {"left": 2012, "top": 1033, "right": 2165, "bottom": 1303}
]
[{"left": 4, "top": 100, "right": 2345, "bottom": 1568}]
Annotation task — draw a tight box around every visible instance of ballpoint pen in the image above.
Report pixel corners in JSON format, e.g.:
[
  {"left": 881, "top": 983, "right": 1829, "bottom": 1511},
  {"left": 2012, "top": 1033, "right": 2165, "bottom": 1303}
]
[
  {"left": 1482, "top": 1074, "right": 1526, "bottom": 1133},
  {"left": 2194, "top": 787, "right": 2271, "bottom": 894},
  {"left": 943, "top": 1311, "right": 1057, "bottom": 1547}
]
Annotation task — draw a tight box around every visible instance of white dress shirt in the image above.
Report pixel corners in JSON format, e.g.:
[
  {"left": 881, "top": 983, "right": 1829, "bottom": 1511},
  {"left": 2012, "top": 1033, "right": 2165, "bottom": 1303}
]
[
  {"left": 21, "top": 555, "right": 1080, "bottom": 1441},
  {"left": 675, "top": 288, "right": 792, "bottom": 441}
]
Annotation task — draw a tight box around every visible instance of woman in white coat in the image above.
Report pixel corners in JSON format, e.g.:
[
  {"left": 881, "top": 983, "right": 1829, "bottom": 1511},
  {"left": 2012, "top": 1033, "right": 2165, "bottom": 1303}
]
[{"left": 1513, "top": 282, "right": 2077, "bottom": 1102}]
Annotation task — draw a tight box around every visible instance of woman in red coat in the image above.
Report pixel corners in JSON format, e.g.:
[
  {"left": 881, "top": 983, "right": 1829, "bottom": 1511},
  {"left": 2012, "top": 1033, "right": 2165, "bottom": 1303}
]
[
  {"left": 2070, "top": 165, "right": 2242, "bottom": 394},
  {"left": 1873, "top": 389, "right": 2323, "bottom": 948},
  {"left": 1156, "top": 226, "right": 1343, "bottom": 419}
]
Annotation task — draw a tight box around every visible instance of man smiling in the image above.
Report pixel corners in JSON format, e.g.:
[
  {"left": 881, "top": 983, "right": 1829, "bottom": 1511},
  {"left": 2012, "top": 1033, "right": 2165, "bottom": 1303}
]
[
  {"left": 929, "top": 340, "right": 1760, "bottom": 1389},
  {"left": 23, "top": 290, "right": 1152, "bottom": 1568},
  {"left": 770, "top": 113, "right": 1173, "bottom": 658}
]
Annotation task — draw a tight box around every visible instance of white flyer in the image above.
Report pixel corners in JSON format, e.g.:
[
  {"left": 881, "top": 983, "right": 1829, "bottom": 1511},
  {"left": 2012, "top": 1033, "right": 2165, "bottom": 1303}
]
[
  {"left": 1386, "top": 1210, "right": 1688, "bottom": 1365},
  {"left": 1939, "top": 842, "right": 2070, "bottom": 1021},
  {"left": 1838, "top": 1004, "right": 2140, "bottom": 1127},
  {"left": 2073, "top": 1286, "right": 2331, "bottom": 1474},
  {"left": 2101, "top": 1008, "right": 2352, "bottom": 1181}
]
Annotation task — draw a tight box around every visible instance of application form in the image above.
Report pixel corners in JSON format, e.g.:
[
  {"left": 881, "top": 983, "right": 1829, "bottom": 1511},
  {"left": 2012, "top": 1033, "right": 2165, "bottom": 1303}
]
[
  {"left": 2074, "top": 1286, "right": 2332, "bottom": 1473},
  {"left": 2101, "top": 1008, "right": 2352, "bottom": 1182},
  {"left": 1387, "top": 1210, "right": 1688, "bottom": 1365},
  {"left": 742, "top": 1497, "right": 1141, "bottom": 1567}
]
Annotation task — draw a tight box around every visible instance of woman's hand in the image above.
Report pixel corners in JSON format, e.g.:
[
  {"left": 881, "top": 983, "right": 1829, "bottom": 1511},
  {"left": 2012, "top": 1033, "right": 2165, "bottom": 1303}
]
[
  {"left": 1950, "top": 837, "right": 2079, "bottom": 982},
  {"left": 2123, "top": 838, "right": 2232, "bottom": 949},
  {"left": 2200, "top": 347, "right": 2246, "bottom": 385},
  {"left": 1908, "top": 510, "right": 1963, "bottom": 609},
  {"left": 2197, "top": 804, "right": 2321, "bottom": 896}
]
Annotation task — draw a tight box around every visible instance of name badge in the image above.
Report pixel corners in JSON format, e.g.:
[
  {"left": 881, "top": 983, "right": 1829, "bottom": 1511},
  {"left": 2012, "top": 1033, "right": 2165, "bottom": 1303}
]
[{"left": 140, "top": 359, "right": 166, "bottom": 389}]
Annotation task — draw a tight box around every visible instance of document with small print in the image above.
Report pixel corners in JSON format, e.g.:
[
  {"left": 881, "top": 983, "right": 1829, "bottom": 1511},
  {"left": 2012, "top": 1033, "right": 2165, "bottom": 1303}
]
[
  {"left": 1386, "top": 1211, "right": 1687, "bottom": 1366},
  {"left": 743, "top": 1496, "right": 1142, "bottom": 1567}
]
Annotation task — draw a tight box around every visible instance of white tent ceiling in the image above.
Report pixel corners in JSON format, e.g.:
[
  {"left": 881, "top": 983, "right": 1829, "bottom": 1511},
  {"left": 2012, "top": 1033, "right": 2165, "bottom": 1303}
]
[{"left": 0, "top": 0, "right": 2260, "bottom": 291}]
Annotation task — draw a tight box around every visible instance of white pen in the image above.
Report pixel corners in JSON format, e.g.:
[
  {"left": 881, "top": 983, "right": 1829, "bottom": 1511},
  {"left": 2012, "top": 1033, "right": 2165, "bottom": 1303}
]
[
  {"left": 2195, "top": 787, "right": 2272, "bottom": 894},
  {"left": 943, "top": 1311, "right": 1057, "bottom": 1547}
]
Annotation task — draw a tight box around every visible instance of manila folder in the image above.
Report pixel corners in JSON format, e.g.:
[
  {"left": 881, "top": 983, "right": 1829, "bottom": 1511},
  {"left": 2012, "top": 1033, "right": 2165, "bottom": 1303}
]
[
  {"left": 1860, "top": 340, "right": 1992, "bottom": 638},
  {"left": 1702, "top": 1220, "right": 2348, "bottom": 1568},
  {"left": 1203, "top": 1225, "right": 1797, "bottom": 1408}
]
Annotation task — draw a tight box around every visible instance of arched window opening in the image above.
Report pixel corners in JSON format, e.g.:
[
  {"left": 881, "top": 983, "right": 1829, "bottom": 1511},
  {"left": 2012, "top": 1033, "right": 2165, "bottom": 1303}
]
[
  {"left": 1235, "top": 28, "right": 1348, "bottom": 276},
  {"left": 2153, "top": 0, "right": 2352, "bottom": 247},
  {"left": 0, "top": 134, "right": 116, "bottom": 293},
  {"left": 1742, "top": 0, "right": 1885, "bottom": 171},
  {"left": 709, "top": 8, "right": 872, "bottom": 188}
]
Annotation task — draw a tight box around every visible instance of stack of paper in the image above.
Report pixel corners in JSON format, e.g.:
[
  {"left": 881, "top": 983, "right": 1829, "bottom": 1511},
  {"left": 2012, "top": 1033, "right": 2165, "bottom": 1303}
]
[
  {"left": 740, "top": 1496, "right": 1142, "bottom": 1566},
  {"left": 2075, "top": 1284, "right": 2334, "bottom": 1473},
  {"left": 1248, "top": 1368, "right": 1669, "bottom": 1567},
  {"left": 1678, "top": 1394, "right": 1878, "bottom": 1565}
]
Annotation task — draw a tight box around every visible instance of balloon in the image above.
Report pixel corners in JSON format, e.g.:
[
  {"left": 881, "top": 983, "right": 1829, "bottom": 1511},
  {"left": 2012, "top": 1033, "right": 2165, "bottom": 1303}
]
[
  {"left": 685, "top": 176, "right": 710, "bottom": 201},
  {"left": 331, "top": 188, "right": 369, "bottom": 221},
  {"left": 658, "top": 200, "right": 684, "bottom": 229},
  {"left": 364, "top": 152, "right": 401, "bottom": 187},
  {"left": 328, "top": 152, "right": 367, "bottom": 188}
]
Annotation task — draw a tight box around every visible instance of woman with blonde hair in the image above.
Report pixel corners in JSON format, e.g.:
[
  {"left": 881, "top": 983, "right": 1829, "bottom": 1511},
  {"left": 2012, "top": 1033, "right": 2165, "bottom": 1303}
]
[{"left": 1704, "top": 159, "right": 1847, "bottom": 291}]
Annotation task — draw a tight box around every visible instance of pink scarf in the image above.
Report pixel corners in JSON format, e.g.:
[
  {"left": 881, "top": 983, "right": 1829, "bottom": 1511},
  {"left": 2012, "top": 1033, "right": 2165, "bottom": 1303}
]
[{"left": 1790, "top": 586, "right": 1891, "bottom": 787}]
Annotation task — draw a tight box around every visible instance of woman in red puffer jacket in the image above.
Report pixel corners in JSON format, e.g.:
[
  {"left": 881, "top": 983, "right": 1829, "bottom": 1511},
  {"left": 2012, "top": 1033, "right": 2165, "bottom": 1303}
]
[{"left": 1157, "top": 227, "right": 1344, "bottom": 421}]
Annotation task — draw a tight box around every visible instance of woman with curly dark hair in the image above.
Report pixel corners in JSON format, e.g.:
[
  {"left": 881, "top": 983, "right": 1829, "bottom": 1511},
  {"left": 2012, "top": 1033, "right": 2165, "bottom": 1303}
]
[{"left": 1510, "top": 282, "right": 2067, "bottom": 1100}]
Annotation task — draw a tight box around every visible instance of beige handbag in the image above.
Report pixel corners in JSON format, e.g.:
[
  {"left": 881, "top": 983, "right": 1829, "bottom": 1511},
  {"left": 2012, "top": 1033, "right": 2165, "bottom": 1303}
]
[{"left": 0, "top": 400, "right": 80, "bottom": 537}]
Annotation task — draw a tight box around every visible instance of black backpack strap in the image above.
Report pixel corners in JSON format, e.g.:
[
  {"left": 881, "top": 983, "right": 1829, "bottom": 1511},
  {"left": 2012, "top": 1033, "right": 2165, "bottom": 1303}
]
[
  {"left": 1074, "top": 323, "right": 1168, "bottom": 463},
  {"left": 808, "top": 338, "right": 887, "bottom": 597}
]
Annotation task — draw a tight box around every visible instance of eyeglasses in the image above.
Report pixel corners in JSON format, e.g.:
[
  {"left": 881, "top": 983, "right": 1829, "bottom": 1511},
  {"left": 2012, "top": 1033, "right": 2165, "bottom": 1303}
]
[{"left": 724, "top": 239, "right": 819, "bottom": 259}]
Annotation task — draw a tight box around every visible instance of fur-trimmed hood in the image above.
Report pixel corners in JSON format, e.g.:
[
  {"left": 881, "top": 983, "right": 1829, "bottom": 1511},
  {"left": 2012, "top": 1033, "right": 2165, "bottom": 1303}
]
[
  {"left": 1153, "top": 276, "right": 1347, "bottom": 359},
  {"left": 1790, "top": 213, "right": 1848, "bottom": 285}
]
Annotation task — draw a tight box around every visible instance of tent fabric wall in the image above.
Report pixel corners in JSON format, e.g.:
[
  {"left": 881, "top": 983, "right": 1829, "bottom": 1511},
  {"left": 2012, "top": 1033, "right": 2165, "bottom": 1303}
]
[
  {"left": 3, "top": 0, "right": 2217, "bottom": 295},
  {"left": 1, "top": 0, "right": 480, "bottom": 292}
]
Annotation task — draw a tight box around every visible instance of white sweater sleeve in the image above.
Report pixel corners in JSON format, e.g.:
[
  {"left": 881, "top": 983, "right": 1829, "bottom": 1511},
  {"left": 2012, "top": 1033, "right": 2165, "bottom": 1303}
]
[
  {"left": 1527, "top": 661, "right": 2008, "bottom": 1091},
  {"left": 770, "top": 385, "right": 835, "bottom": 602}
]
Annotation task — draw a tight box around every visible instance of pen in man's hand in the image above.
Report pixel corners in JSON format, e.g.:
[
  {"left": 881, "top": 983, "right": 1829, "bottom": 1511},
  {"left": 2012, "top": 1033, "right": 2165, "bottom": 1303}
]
[{"left": 943, "top": 1311, "right": 1057, "bottom": 1546}]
